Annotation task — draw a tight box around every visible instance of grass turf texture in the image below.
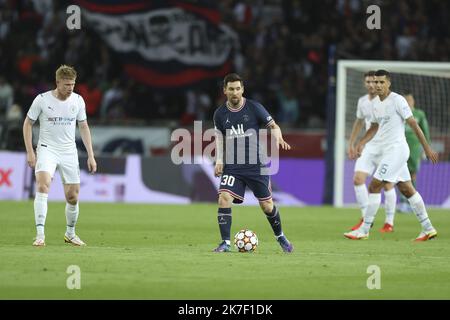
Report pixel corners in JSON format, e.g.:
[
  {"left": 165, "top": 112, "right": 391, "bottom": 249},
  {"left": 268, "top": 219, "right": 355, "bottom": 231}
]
[{"left": 0, "top": 201, "right": 449, "bottom": 299}]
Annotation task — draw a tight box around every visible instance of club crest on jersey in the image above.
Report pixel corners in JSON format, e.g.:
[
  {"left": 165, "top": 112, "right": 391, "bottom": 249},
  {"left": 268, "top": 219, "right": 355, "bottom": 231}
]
[
  {"left": 70, "top": 105, "right": 76, "bottom": 114},
  {"left": 243, "top": 114, "right": 249, "bottom": 122}
]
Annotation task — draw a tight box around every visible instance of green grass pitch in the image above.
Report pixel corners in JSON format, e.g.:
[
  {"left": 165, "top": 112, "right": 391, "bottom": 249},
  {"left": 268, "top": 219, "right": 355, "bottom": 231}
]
[{"left": 1, "top": 201, "right": 449, "bottom": 299}]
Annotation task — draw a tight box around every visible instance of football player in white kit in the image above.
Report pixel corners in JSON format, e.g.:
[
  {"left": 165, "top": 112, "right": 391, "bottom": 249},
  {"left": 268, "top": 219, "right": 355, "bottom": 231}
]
[
  {"left": 344, "top": 70, "right": 438, "bottom": 241},
  {"left": 23, "top": 65, "right": 97, "bottom": 246},
  {"left": 348, "top": 71, "right": 397, "bottom": 233}
]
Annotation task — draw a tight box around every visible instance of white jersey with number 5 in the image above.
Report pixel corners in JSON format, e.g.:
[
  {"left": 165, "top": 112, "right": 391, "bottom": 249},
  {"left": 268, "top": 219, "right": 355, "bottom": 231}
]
[
  {"left": 27, "top": 91, "right": 87, "bottom": 152},
  {"left": 370, "top": 92, "right": 413, "bottom": 182},
  {"left": 370, "top": 92, "right": 413, "bottom": 147}
]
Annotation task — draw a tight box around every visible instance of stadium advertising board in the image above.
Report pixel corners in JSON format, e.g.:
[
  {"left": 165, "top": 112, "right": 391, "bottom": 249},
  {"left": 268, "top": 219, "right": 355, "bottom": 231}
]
[{"left": 0, "top": 152, "right": 27, "bottom": 200}]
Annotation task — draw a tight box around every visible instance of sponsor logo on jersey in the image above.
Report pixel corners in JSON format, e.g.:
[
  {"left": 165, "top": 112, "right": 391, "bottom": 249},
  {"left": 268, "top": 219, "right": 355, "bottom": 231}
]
[
  {"left": 377, "top": 115, "right": 390, "bottom": 124},
  {"left": 47, "top": 117, "right": 76, "bottom": 125},
  {"left": 230, "top": 124, "right": 245, "bottom": 135},
  {"left": 226, "top": 123, "right": 254, "bottom": 139}
]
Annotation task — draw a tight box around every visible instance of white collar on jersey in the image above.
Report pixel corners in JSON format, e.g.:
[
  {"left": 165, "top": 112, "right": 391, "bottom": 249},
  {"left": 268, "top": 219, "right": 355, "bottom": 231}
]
[{"left": 226, "top": 97, "right": 246, "bottom": 112}]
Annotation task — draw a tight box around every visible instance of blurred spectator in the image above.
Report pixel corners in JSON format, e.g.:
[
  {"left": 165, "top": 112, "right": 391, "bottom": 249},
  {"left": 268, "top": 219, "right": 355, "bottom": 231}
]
[
  {"left": 100, "top": 79, "right": 124, "bottom": 119},
  {"left": 77, "top": 79, "right": 103, "bottom": 117},
  {"left": 181, "top": 89, "right": 212, "bottom": 125},
  {"left": 16, "top": 50, "right": 41, "bottom": 78},
  {"left": 31, "top": 0, "right": 53, "bottom": 27},
  {"left": 277, "top": 82, "right": 300, "bottom": 127},
  {"left": 0, "top": 76, "right": 14, "bottom": 117},
  {"left": 1, "top": 103, "right": 24, "bottom": 151},
  {"left": 396, "top": 26, "right": 416, "bottom": 59},
  {"left": 0, "top": 5, "right": 17, "bottom": 41},
  {"left": 6, "top": 104, "right": 23, "bottom": 122}
]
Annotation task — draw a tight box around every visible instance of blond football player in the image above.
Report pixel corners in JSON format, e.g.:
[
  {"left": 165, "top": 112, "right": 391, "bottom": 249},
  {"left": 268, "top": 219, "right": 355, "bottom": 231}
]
[{"left": 23, "top": 65, "right": 97, "bottom": 246}]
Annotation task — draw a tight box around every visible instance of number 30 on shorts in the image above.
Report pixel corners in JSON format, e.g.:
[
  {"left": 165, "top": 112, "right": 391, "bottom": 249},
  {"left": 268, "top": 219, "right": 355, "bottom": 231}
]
[{"left": 221, "top": 175, "right": 235, "bottom": 187}]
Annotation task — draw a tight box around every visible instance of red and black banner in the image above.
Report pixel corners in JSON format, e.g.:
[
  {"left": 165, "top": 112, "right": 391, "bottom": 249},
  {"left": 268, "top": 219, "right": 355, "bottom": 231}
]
[{"left": 77, "top": 0, "right": 238, "bottom": 87}]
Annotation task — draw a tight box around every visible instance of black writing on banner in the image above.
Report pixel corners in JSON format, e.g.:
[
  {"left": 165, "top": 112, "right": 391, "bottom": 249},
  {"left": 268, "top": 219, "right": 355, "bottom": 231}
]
[{"left": 78, "top": 1, "right": 239, "bottom": 87}]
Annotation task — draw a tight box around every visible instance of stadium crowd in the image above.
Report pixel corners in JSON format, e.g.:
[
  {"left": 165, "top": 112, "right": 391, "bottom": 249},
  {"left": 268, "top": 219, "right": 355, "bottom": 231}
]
[{"left": 0, "top": 0, "right": 449, "bottom": 138}]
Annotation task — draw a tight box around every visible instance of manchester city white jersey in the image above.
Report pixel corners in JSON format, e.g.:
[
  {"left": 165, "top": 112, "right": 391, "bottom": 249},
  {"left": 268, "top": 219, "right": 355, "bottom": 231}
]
[
  {"left": 27, "top": 91, "right": 87, "bottom": 152},
  {"left": 370, "top": 91, "right": 413, "bottom": 147},
  {"left": 356, "top": 94, "right": 382, "bottom": 145}
]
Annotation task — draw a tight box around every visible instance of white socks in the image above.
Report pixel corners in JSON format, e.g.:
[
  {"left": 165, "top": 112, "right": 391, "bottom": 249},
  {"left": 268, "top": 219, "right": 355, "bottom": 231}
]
[
  {"left": 354, "top": 184, "right": 369, "bottom": 217},
  {"left": 408, "top": 192, "right": 434, "bottom": 231},
  {"left": 361, "top": 193, "right": 381, "bottom": 234},
  {"left": 355, "top": 184, "right": 396, "bottom": 226},
  {"left": 384, "top": 188, "right": 396, "bottom": 225},
  {"left": 65, "top": 202, "right": 79, "bottom": 237},
  {"left": 34, "top": 193, "right": 81, "bottom": 239},
  {"left": 34, "top": 192, "right": 48, "bottom": 237}
]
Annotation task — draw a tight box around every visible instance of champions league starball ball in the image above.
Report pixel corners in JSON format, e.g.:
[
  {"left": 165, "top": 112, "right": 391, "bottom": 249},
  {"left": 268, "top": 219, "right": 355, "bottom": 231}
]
[{"left": 234, "top": 229, "right": 258, "bottom": 252}]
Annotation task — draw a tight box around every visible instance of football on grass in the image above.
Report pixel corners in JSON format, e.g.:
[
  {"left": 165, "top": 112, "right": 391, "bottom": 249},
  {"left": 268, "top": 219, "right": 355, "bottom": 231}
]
[{"left": 234, "top": 229, "right": 258, "bottom": 252}]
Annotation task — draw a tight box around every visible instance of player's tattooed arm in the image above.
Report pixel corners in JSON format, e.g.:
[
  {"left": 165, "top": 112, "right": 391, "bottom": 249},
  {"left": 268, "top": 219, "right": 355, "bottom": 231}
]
[
  {"left": 406, "top": 117, "right": 438, "bottom": 163},
  {"left": 268, "top": 122, "right": 291, "bottom": 150}
]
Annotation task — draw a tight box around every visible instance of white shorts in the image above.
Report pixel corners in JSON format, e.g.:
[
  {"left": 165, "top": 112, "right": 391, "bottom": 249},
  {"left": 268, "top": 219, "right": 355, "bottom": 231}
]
[
  {"left": 373, "top": 143, "right": 411, "bottom": 183},
  {"left": 35, "top": 145, "right": 80, "bottom": 184},
  {"left": 354, "top": 143, "right": 383, "bottom": 175}
]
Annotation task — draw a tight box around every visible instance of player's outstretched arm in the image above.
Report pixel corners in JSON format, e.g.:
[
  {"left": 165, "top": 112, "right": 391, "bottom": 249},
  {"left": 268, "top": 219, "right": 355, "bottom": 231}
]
[
  {"left": 78, "top": 120, "right": 97, "bottom": 173},
  {"left": 23, "top": 116, "right": 36, "bottom": 168},
  {"left": 348, "top": 118, "right": 364, "bottom": 160},
  {"left": 406, "top": 117, "right": 438, "bottom": 163},
  {"left": 420, "top": 112, "right": 431, "bottom": 143},
  {"left": 356, "top": 122, "right": 378, "bottom": 156},
  {"left": 268, "top": 122, "right": 291, "bottom": 150}
]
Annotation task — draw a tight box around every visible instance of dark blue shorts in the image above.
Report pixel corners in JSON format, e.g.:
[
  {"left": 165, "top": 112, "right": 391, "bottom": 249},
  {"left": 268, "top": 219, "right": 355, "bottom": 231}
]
[{"left": 218, "top": 171, "right": 272, "bottom": 204}]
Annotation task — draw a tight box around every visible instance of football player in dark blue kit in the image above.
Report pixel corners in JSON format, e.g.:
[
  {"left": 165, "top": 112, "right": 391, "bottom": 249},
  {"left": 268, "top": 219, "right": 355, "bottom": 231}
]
[{"left": 213, "top": 73, "right": 294, "bottom": 253}]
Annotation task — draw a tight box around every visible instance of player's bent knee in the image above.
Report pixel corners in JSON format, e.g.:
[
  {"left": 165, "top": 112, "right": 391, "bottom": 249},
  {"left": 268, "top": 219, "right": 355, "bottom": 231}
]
[
  {"left": 353, "top": 176, "right": 366, "bottom": 186},
  {"left": 65, "top": 191, "right": 79, "bottom": 205},
  {"left": 368, "top": 180, "right": 383, "bottom": 193},
  {"left": 36, "top": 186, "right": 49, "bottom": 194},
  {"left": 66, "top": 196, "right": 78, "bottom": 205},
  {"left": 36, "top": 183, "right": 50, "bottom": 194},
  {"left": 35, "top": 173, "right": 51, "bottom": 194},
  {"left": 353, "top": 172, "right": 368, "bottom": 185},
  {"left": 259, "top": 200, "right": 273, "bottom": 213},
  {"left": 397, "top": 183, "right": 415, "bottom": 198},
  {"left": 218, "top": 192, "right": 233, "bottom": 207}
]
